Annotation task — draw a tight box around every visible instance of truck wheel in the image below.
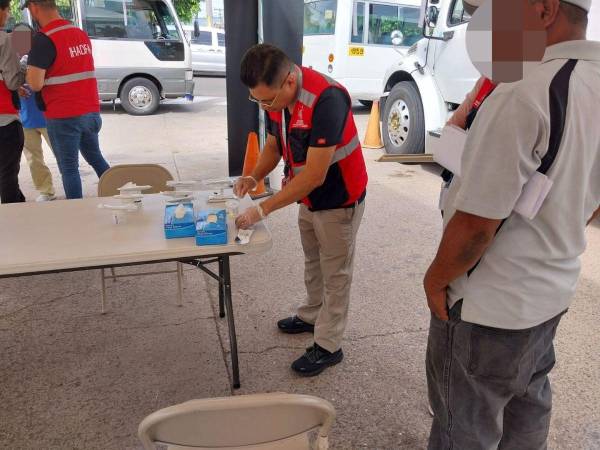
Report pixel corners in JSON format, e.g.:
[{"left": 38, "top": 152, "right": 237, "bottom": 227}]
[
  {"left": 120, "top": 77, "right": 160, "bottom": 116},
  {"left": 382, "top": 81, "right": 425, "bottom": 154}
]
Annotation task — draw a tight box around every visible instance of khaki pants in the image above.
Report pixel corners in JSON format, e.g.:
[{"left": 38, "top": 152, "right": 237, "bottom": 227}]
[
  {"left": 22, "top": 128, "right": 55, "bottom": 196},
  {"left": 296, "top": 200, "right": 365, "bottom": 353}
]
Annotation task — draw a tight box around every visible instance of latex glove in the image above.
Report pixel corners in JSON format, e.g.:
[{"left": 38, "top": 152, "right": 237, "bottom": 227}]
[
  {"left": 235, "top": 205, "right": 265, "bottom": 230},
  {"left": 233, "top": 176, "right": 257, "bottom": 198}
]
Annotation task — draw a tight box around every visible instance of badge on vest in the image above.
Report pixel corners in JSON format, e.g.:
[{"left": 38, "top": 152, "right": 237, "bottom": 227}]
[{"left": 292, "top": 106, "right": 309, "bottom": 128}]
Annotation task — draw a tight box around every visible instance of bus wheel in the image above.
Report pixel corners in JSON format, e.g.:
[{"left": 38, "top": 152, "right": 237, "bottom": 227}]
[
  {"left": 382, "top": 81, "right": 425, "bottom": 154},
  {"left": 120, "top": 77, "right": 160, "bottom": 116}
]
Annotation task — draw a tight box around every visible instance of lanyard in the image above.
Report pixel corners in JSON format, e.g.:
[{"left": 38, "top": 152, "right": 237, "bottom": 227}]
[{"left": 472, "top": 78, "right": 497, "bottom": 110}]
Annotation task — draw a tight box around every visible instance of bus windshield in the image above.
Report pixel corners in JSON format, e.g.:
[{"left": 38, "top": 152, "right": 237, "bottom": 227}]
[
  {"left": 304, "top": 0, "right": 337, "bottom": 36},
  {"left": 82, "top": 0, "right": 181, "bottom": 41}
]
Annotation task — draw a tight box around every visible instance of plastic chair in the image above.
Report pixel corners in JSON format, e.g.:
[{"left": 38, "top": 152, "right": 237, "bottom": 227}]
[
  {"left": 138, "top": 393, "right": 336, "bottom": 450},
  {"left": 97, "top": 164, "right": 183, "bottom": 313}
]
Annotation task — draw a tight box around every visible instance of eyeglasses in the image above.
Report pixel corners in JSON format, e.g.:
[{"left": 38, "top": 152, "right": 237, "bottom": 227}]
[{"left": 248, "top": 70, "right": 291, "bottom": 108}]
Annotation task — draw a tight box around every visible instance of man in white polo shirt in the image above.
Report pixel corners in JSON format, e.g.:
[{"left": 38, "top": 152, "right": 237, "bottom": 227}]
[{"left": 424, "top": 0, "right": 600, "bottom": 448}]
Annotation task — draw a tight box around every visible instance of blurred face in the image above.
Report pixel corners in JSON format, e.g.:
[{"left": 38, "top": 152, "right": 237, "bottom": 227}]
[
  {"left": 248, "top": 68, "right": 297, "bottom": 112},
  {"left": 466, "top": 0, "right": 547, "bottom": 83},
  {"left": 0, "top": 7, "right": 10, "bottom": 28}
]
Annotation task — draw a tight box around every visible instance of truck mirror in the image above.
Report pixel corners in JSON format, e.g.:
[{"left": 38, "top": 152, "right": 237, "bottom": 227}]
[
  {"left": 426, "top": 5, "right": 439, "bottom": 28},
  {"left": 391, "top": 30, "right": 404, "bottom": 46}
]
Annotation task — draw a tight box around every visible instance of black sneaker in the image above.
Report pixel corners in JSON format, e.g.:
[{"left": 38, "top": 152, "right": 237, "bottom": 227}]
[
  {"left": 291, "top": 344, "right": 344, "bottom": 377},
  {"left": 277, "top": 316, "right": 314, "bottom": 334}
]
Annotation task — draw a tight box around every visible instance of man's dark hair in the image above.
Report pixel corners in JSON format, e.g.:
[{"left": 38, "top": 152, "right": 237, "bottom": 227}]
[
  {"left": 559, "top": 1, "right": 588, "bottom": 27},
  {"left": 530, "top": 0, "right": 588, "bottom": 27},
  {"left": 0, "top": 0, "right": 10, "bottom": 10},
  {"left": 240, "top": 43, "right": 292, "bottom": 88}
]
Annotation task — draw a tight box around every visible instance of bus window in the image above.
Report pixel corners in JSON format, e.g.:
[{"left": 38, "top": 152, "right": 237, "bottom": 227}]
[
  {"left": 217, "top": 32, "right": 225, "bottom": 47},
  {"left": 304, "top": 0, "right": 337, "bottom": 35},
  {"left": 82, "top": 0, "right": 180, "bottom": 41},
  {"left": 192, "top": 30, "right": 212, "bottom": 45},
  {"left": 350, "top": 1, "right": 365, "bottom": 44},
  {"left": 368, "top": 3, "right": 421, "bottom": 46}
]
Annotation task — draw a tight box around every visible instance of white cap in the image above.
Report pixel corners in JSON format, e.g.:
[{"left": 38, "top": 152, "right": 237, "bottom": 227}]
[
  {"left": 562, "top": 0, "right": 591, "bottom": 12},
  {"left": 464, "top": 0, "right": 591, "bottom": 13}
]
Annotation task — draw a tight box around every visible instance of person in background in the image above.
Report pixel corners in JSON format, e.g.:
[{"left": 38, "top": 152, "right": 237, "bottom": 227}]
[
  {"left": 0, "top": 0, "right": 26, "bottom": 203},
  {"left": 19, "top": 83, "right": 56, "bottom": 201},
  {"left": 23, "top": 0, "right": 109, "bottom": 199}
]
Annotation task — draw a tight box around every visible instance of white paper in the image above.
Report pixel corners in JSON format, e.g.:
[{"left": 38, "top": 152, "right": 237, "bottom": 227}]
[
  {"left": 431, "top": 124, "right": 468, "bottom": 177},
  {"left": 235, "top": 228, "right": 254, "bottom": 245},
  {"left": 514, "top": 172, "right": 553, "bottom": 220}
]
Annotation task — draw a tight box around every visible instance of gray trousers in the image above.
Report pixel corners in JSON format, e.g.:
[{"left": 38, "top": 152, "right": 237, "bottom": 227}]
[
  {"left": 296, "top": 201, "right": 365, "bottom": 353},
  {"left": 427, "top": 301, "right": 565, "bottom": 450}
]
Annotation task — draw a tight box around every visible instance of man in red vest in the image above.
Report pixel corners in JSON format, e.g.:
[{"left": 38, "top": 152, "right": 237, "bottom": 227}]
[
  {"left": 0, "top": 0, "right": 26, "bottom": 203},
  {"left": 23, "top": 0, "right": 109, "bottom": 199},
  {"left": 235, "top": 44, "right": 368, "bottom": 377}
]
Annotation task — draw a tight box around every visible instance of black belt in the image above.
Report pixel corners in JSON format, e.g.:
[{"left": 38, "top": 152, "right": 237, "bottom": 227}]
[{"left": 307, "top": 189, "right": 366, "bottom": 212}]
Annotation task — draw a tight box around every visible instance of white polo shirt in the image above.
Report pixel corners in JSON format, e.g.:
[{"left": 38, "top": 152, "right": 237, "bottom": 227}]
[{"left": 443, "top": 40, "right": 600, "bottom": 330}]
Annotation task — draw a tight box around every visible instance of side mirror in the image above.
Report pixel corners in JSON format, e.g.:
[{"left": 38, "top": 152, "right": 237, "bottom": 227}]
[
  {"left": 426, "top": 5, "right": 439, "bottom": 28},
  {"left": 391, "top": 30, "right": 404, "bottom": 47}
]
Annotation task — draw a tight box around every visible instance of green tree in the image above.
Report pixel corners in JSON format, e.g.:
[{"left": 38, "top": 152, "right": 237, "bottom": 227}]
[
  {"left": 9, "top": 1, "right": 23, "bottom": 25},
  {"left": 173, "top": 0, "right": 200, "bottom": 24}
]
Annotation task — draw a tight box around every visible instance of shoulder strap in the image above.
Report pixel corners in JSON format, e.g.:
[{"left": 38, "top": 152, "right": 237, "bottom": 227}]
[
  {"left": 538, "top": 59, "right": 578, "bottom": 175},
  {"left": 467, "top": 59, "right": 578, "bottom": 278}
]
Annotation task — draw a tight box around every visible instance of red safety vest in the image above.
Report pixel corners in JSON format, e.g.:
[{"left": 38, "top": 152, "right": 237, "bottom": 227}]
[
  {"left": 267, "top": 66, "right": 368, "bottom": 211},
  {"left": 41, "top": 19, "right": 99, "bottom": 119},
  {"left": 0, "top": 75, "right": 17, "bottom": 115}
]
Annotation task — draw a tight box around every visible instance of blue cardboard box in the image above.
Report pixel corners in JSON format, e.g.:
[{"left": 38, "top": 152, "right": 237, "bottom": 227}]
[
  {"left": 164, "top": 203, "right": 196, "bottom": 239},
  {"left": 196, "top": 209, "right": 228, "bottom": 246}
]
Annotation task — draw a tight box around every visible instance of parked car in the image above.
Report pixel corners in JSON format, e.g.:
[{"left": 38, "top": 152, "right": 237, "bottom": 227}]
[{"left": 183, "top": 24, "right": 226, "bottom": 76}]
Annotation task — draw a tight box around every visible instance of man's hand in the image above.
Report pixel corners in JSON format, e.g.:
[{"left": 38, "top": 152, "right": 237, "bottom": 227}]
[
  {"left": 424, "top": 272, "right": 449, "bottom": 321},
  {"left": 233, "top": 176, "right": 258, "bottom": 198},
  {"left": 18, "top": 86, "right": 31, "bottom": 98},
  {"left": 235, "top": 205, "right": 263, "bottom": 230}
]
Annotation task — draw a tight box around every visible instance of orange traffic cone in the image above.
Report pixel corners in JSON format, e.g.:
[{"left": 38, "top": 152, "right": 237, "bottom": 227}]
[
  {"left": 242, "top": 131, "right": 267, "bottom": 198},
  {"left": 362, "top": 101, "right": 384, "bottom": 149}
]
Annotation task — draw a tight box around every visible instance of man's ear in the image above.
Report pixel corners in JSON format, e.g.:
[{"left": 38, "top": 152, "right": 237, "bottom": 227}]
[{"left": 535, "top": 0, "right": 561, "bottom": 28}]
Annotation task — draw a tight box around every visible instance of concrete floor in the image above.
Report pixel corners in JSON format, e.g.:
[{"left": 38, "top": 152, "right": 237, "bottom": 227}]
[{"left": 1, "top": 84, "right": 599, "bottom": 449}]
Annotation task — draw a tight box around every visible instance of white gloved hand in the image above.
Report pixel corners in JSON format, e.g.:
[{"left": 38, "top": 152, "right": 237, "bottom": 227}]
[
  {"left": 233, "top": 176, "right": 258, "bottom": 198},
  {"left": 19, "top": 54, "right": 28, "bottom": 71}
]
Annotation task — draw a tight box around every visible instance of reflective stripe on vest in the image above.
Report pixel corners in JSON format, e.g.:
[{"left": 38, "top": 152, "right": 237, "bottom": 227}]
[
  {"left": 292, "top": 135, "right": 361, "bottom": 175},
  {"left": 298, "top": 89, "right": 317, "bottom": 108},
  {"left": 45, "top": 70, "right": 96, "bottom": 86},
  {"left": 45, "top": 24, "right": 78, "bottom": 36}
]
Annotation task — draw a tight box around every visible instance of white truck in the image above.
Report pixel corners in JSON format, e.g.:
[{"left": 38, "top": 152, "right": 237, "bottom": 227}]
[{"left": 380, "top": 0, "right": 479, "bottom": 154}]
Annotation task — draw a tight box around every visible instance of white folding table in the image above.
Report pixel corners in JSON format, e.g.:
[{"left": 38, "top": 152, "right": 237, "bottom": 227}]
[{"left": 0, "top": 193, "right": 272, "bottom": 389}]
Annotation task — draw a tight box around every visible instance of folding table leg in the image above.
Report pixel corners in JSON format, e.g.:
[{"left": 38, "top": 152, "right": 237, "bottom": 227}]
[
  {"left": 222, "top": 256, "right": 241, "bottom": 389},
  {"left": 100, "top": 269, "right": 107, "bottom": 314},
  {"left": 218, "top": 257, "right": 226, "bottom": 318},
  {"left": 176, "top": 262, "right": 184, "bottom": 307}
]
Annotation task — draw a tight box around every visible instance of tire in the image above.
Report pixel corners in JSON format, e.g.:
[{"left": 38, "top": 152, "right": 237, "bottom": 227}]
[
  {"left": 358, "top": 99, "right": 373, "bottom": 108},
  {"left": 120, "top": 77, "right": 160, "bottom": 116},
  {"left": 382, "top": 81, "right": 425, "bottom": 154}
]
